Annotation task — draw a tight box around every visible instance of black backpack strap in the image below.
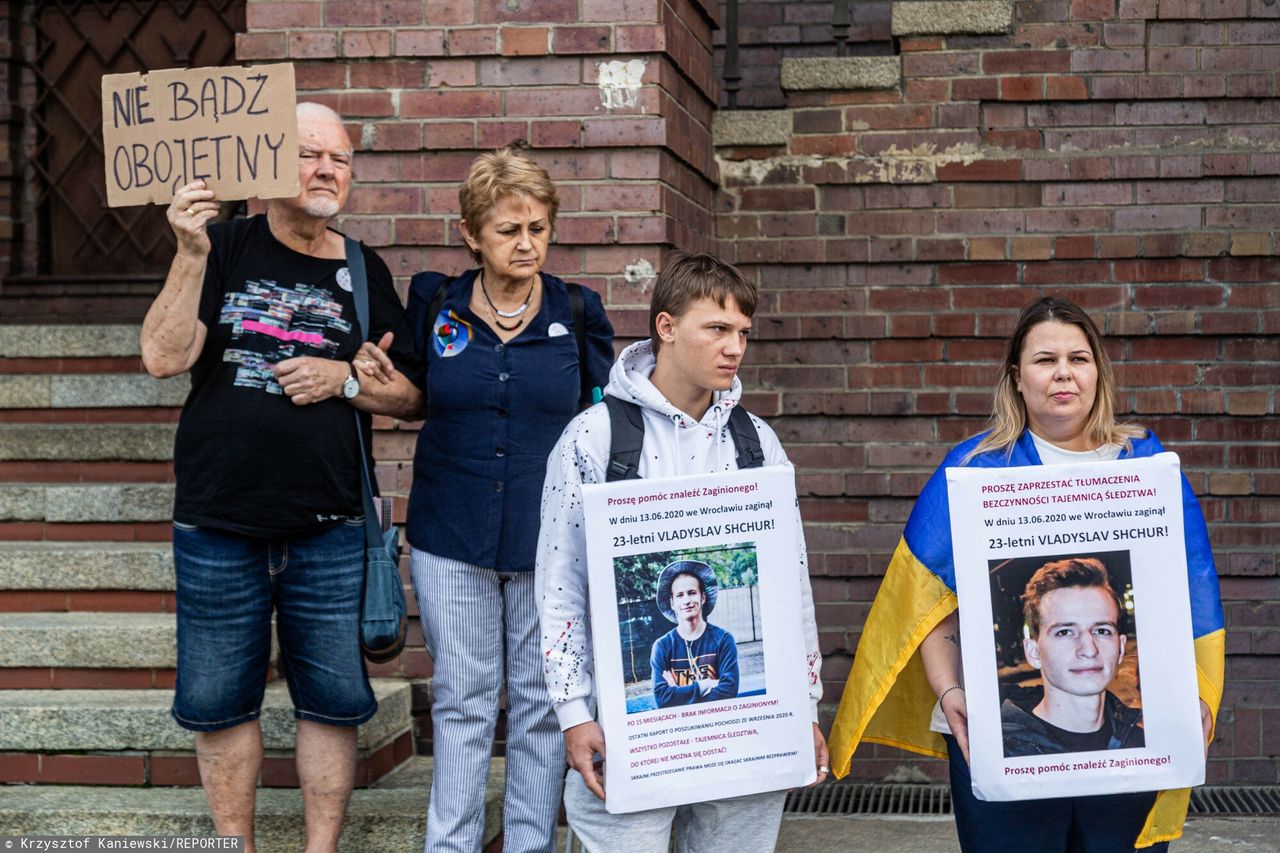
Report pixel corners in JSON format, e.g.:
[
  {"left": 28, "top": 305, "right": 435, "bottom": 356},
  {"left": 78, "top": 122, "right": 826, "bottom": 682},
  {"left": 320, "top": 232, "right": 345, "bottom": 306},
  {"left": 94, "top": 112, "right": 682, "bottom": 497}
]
[
  {"left": 567, "top": 282, "right": 593, "bottom": 408},
  {"left": 604, "top": 395, "right": 645, "bottom": 481},
  {"left": 427, "top": 276, "right": 451, "bottom": 331},
  {"left": 727, "top": 405, "right": 765, "bottom": 470}
]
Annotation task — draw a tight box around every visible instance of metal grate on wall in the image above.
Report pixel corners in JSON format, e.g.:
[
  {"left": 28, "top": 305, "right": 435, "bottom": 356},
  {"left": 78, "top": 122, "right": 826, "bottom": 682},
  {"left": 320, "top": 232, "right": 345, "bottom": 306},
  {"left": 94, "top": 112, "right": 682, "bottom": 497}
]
[{"left": 784, "top": 783, "right": 1280, "bottom": 817}]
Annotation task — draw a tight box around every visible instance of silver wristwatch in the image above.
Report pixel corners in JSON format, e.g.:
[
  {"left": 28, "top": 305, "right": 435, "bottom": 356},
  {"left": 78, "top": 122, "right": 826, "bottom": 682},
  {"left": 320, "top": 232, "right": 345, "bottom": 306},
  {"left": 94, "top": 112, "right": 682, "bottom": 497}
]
[{"left": 342, "top": 362, "right": 361, "bottom": 400}]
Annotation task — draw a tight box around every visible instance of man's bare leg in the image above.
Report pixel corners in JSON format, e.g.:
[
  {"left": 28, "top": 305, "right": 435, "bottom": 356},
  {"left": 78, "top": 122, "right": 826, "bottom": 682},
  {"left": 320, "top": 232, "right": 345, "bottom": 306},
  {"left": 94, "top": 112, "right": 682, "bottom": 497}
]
[
  {"left": 295, "top": 720, "right": 358, "bottom": 853},
  {"left": 195, "top": 720, "right": 263, "bottom": 852}
]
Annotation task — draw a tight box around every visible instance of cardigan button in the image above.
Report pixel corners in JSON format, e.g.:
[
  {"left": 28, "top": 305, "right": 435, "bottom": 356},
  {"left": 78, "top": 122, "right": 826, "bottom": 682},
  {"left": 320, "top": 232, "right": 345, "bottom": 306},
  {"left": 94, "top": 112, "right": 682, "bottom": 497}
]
[
  {"left": 494, "top": 481, "right": 505, "bottom": 492},
  {"left": 499, "top": 372, "right": 509, "bottom": 382}
]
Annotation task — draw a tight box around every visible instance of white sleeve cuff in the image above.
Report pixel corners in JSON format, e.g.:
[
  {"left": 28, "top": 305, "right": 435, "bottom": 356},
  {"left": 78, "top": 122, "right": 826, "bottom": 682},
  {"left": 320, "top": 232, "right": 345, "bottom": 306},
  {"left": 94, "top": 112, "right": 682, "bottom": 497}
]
[{"left": 555, "top": 698, "right": 594, "bottom": 732}]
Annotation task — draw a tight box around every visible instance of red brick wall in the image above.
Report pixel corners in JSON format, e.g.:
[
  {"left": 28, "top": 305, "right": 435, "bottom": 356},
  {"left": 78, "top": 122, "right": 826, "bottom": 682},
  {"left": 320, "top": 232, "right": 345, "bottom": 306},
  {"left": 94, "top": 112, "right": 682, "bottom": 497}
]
[
  {"left": 716, "top": 0, "right": 1279, "bottom": 784},
  {"left": 0, "top": 0, "right": 1275, "bottom": 784}
]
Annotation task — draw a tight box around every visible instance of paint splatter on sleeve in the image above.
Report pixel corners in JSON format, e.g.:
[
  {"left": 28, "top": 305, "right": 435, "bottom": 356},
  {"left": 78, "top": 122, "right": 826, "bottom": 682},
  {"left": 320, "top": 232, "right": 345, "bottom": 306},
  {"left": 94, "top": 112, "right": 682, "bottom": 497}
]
[{"left": 535, "top": 408, "right": 607, "bottom": 730}]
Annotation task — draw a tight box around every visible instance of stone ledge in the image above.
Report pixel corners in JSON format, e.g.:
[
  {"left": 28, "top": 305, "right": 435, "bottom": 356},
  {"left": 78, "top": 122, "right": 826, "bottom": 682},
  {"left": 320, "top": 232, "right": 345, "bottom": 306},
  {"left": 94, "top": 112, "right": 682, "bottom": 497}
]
[
  {"left": 712, "top": 110, "right": 792, "bottom": 147},
  {"left": 0, "top": 484, "right": 174, "bottom": 522},
  {"left": 0, "top": 765, "right": 503, "bottom": 851},
  {"left": 0, "top": 424, "right": 176, "bottom": 461},
  {"left": 0, "top": 542, "right": 174, "bottom": 591},
  {"left": 0, "top": 612, "right": 178, "bottom": 668},
  {"left": 0, "top": 374, "right": 189, "bottom": 409},
  {"left": 0, "top": 326, "right": 142, "bottom": 359},
  {"left": 0, "top": 680, "right": 410, "bottom": 752},
  {"left": 780, "top": 56, "right": 901, "bottom": 91},
  {"left": 891, "top": 1, "right": 1014, "bottom": 36}
]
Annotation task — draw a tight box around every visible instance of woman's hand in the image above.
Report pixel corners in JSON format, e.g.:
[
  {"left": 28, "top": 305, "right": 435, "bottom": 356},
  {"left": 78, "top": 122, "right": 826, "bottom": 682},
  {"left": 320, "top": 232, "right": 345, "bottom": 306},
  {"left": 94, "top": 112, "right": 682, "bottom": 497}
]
[
  {"left": 354, "top": 332, "right": 397, "bottom": 385},
  {"left": 808, "top": 722, "right": 830, "bottom": 786},
  {"left": 940, "top": 686, "right": 970, "bottom": 765},
  {"left": 166, "top": 180, "right": 219, "bottom": 257}
]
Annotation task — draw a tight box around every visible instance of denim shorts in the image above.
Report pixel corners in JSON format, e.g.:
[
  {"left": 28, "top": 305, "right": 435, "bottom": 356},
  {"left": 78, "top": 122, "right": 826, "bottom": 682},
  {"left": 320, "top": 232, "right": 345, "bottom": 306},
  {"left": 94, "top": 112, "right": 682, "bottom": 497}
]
[{"left": 170, "top": 520, "right": 377, "bottom": 732}]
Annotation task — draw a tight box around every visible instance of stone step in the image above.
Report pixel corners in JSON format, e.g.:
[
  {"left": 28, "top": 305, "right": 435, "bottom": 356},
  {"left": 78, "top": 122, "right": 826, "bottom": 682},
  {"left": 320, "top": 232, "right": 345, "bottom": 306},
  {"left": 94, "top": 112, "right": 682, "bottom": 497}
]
[
  {"left": 0, "top": 373, "right": 188, "bottom": 409},
  {"left": 0, "top": 424, "right": 176, "bottom": 461},
  {"left": 0, "top": 541, "right": 174, "bottom": 591},
  {"left": 0, "top": 612, "right": 177, "bottom": 668},
  {"left": 0, "top": 483, "right": 173, "bottom": 522},
  {"left": 0, "top": 758, "right": 499, "bottom": 845},
  {"left": 0, "top": 756, "right": 504, "bottom": 850},
  {"left": 0, "top": 325, "right": 142, "bottom": 359},
  {"left": 0, "top": 680, "right": 411, "bottom": 753},
  {"left": 780, "top": 56, "right": 900, "bottom": 92}
]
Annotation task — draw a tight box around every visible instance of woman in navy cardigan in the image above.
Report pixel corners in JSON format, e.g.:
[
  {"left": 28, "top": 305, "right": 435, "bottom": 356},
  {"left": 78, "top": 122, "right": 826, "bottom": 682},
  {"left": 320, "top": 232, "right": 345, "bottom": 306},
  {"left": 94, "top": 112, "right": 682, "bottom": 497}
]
[{"left": 405, "top": 149, "right": 613, "bottom": 853}]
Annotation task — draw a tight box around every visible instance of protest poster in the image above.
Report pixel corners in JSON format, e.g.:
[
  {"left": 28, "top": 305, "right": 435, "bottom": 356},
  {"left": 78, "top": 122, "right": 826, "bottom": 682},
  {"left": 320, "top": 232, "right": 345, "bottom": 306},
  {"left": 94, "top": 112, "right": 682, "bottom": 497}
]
[
  {"left": 946, "top": 453, "right": 1204, "bottom": 801},
  {"left": 101, "top": 63, "right": 299, "bottom": 207},
  {"left": 581, "top": 465, "right": 815, "bottom": 814}
]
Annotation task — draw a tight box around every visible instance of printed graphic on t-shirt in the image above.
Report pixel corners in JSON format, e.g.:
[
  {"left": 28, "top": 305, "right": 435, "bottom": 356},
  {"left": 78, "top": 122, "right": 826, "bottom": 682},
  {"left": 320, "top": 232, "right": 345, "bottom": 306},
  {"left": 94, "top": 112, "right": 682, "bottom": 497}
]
[
  {"left": 219, "top": 279, "right": 351, "bottom": 393},
  {"left": 667, "top": 653, "right": 720, "bottom": 686}
]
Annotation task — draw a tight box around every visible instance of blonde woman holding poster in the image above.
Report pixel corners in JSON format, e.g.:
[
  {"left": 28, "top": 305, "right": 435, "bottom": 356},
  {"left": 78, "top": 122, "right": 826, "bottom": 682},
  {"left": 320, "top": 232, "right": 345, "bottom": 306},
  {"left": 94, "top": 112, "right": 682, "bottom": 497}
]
[{"left": 828, "top": 297, "right": 1224, "bottom": 852}]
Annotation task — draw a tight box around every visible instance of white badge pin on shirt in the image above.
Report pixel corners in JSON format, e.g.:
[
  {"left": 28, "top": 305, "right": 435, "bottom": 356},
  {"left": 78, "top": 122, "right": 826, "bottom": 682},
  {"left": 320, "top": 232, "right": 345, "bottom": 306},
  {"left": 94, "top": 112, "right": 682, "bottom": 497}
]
[
  {"left": 548, "top": 322, "right": 569, "bottom": 337},
  {"left": 336, "top": 267, "right": 353, "bottom": 292}
]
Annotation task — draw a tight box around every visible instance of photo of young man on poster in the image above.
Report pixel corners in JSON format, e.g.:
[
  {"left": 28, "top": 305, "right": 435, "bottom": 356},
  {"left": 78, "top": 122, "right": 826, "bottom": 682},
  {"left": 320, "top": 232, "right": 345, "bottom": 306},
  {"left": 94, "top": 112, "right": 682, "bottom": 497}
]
[
  {"left": 993, "top": 554, "right": 1145, "bottom": 758},
  {"left": 613, "top": 544, "right": 767, "bottom": 714},
  {"left": 651, "top": 559, "right": 739, "bottom": 708}
]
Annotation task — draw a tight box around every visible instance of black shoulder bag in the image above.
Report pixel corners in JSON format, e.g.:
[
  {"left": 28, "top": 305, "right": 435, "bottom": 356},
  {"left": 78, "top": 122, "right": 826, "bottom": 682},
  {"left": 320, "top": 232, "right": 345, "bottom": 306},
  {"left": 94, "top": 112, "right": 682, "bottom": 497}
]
[{"left": 345, "top": 237, "right": 408, "bottom": 663}]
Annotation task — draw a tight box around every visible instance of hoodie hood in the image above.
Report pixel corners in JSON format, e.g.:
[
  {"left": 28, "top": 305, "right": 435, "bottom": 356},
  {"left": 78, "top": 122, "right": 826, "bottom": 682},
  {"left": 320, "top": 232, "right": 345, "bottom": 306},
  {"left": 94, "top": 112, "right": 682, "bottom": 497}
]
[{"left": 605, "top": 340, "right": 743, "bottom": 430}]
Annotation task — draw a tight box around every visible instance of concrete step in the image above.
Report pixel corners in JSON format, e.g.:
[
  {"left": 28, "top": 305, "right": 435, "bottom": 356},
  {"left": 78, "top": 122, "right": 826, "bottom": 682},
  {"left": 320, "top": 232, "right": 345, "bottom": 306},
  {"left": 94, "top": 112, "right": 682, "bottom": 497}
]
[
  {"left": 0, "top": 680, "right": 411, "bottom": 752},
  {"left": 0, "top": 373, "right": 188, "bottom": 409},
  {"left": 780, "top": 56, "right": 900, "bottom": 92},
  {"left": 0, "top": 325, "right": 142, "bottom": 359},
  {"left": 0, "top": 542, "right": 174, "bottom": 591},
  {"left": 891, "top": 0, "right": 1014, "bottom": 37},
  {"left": 0, "top": 756, "right": 505, "bottom": 850},
  {"left": 0, "top": 483, "right": 173, "bottom": 522},
  {"left": 0, "top": 612, "right": 176, "bottom": 668},
  {"left": 0, "top": 424, "right": 176, "bottom": 461}
]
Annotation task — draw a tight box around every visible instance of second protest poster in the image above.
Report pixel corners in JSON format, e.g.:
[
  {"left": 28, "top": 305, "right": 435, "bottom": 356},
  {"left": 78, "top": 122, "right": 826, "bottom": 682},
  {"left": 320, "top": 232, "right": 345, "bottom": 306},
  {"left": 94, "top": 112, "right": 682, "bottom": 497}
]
[
  {"left": 582, "top": 465, "right": 815, "bottom": 814},
  {"left": 946, "top": 452, "right": 1205, "bottom": 801}
]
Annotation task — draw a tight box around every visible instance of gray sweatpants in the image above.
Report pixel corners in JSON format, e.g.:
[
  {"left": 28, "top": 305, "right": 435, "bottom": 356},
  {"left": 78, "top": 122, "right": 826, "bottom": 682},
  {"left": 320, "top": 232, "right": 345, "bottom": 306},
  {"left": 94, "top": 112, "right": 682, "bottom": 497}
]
[{"left": 563, "top": 768, "right": 786, "bottom": 853}]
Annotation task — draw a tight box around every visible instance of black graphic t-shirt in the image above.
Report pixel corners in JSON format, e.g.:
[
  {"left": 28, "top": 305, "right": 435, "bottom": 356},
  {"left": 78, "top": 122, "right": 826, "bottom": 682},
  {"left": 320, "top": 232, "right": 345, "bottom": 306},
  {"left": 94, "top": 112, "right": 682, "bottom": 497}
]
[{"left": 173, "top": 214, "right": 420, "bottom": 537}]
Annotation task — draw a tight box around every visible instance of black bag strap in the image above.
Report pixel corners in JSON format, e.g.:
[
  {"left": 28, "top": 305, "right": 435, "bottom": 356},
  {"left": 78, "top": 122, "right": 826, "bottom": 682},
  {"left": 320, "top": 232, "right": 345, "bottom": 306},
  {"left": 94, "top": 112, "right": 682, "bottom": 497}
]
[
  {"left": 727, "top": 404, "right": 765, "bottom": 470},
  {"left": 604, "top": 397, "right": 765, "bottom": 482},
  {"left": 566, "top": 282, "right": 594, "bottom": 408},
  {"left": 343, "top": 236, "right": 385, "bottom": 549},
  {"left": 604, "top": 395, "right": 645, "bottom": 482},
  {"left": 426, "top": 276, "right": 451, "bottom": 333}
]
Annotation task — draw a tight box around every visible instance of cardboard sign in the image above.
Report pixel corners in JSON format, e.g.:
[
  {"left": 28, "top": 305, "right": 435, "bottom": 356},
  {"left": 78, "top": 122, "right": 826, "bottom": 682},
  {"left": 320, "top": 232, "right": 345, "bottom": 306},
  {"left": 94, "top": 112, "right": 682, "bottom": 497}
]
[
  {"left": 101, "top": 63, "right": 300, "bottom": 207},
  {"left": 946, "top": 453, "right": 1204, "bottom": 801},
  {"left": 581, "top": 466, "right": 815, "bottom": 814}
]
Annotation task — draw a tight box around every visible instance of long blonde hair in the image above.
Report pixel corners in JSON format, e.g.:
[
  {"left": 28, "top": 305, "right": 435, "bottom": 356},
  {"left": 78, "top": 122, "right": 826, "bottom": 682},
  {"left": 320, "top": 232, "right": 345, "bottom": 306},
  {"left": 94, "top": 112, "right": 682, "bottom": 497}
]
[{"left": 966, "top": 297, "right": 1144, "bottom": 461}]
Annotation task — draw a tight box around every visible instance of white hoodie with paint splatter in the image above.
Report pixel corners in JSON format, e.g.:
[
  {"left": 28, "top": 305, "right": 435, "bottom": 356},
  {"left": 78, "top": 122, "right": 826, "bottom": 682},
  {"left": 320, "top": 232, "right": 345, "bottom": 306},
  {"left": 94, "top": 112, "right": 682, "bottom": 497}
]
[{"left": 535, "top": 340, "right": 823, "bottom": 732}]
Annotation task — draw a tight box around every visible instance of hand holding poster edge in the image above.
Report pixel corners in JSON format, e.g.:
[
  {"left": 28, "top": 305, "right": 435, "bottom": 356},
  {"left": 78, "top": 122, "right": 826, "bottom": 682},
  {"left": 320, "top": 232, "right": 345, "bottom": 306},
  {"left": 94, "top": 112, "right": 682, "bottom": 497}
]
[
  {"left": 101, "top": 62, "right": 301, "bottom": 207},
  {"left": 581, "top": 465, "right": 816, "bottom": 814},
  {"left": 945, "top": 452, "right": 1205, "bottom": 802}
]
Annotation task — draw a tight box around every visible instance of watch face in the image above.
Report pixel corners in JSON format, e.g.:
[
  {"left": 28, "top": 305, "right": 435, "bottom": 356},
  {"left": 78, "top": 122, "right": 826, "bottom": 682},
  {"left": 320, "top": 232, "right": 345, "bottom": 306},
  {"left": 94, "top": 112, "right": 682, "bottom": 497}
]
[{"left": 343, "top": 376, "right": 360, "bottom": 399}]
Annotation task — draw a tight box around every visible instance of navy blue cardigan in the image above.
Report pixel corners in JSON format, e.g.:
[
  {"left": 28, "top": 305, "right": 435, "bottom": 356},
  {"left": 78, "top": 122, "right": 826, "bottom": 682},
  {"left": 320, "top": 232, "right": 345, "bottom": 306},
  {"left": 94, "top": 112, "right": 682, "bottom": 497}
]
[{"left": 405, "top": 269, "right": 614, "bottom": 571}]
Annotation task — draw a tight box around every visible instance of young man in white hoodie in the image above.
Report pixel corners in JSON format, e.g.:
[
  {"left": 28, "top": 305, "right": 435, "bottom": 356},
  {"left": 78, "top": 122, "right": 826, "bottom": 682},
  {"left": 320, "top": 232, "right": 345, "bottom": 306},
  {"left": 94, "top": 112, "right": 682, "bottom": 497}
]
[{"left": 535, "top": 251, "right": 828, "bottom": 853}]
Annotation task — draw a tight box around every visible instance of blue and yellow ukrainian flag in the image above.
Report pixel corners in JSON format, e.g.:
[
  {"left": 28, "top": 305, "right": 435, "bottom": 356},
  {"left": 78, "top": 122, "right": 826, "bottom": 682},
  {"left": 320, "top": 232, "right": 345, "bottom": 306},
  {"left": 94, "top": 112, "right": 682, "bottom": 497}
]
[{"left": 828, "top": 430, "right": 1225, "bottom": 848}]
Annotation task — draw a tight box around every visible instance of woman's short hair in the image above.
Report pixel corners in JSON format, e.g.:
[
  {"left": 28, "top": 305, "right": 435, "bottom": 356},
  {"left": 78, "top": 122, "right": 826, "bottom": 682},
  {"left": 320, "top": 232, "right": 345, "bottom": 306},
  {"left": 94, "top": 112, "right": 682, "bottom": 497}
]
[
  {"left": 1021, "top": 557, "right": 1121, "bottom": 636},
  {"left": 649, "top": 251, "right": 757, "bottom": 352},
  {"left": 458, "top": 148, "right": 559, "bottom": 259},
  {"left": 968, "top": 296, "right": 1143, "bottom": 459}
]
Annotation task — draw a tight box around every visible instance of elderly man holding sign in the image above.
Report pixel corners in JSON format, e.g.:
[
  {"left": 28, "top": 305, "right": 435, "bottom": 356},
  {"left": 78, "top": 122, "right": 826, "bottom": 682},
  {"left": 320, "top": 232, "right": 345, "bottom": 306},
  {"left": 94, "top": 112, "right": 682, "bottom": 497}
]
[{"left": 140, "top": 102, "right": 421, "bottom": 852}]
